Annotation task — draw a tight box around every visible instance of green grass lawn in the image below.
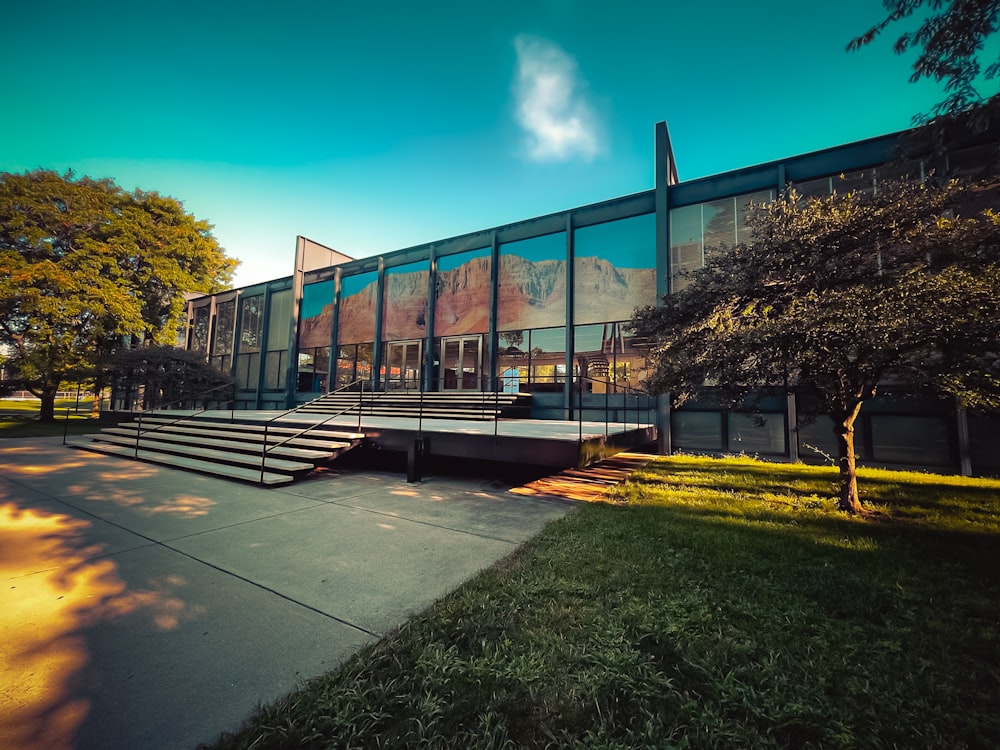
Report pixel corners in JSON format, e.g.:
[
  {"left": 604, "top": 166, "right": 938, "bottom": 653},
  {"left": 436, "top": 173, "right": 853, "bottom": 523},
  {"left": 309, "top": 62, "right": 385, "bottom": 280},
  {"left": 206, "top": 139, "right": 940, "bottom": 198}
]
[
  {"left": 198, "top": 455, "right": 1000, "bottom": 749},
  {"left": 0, "top": 398, "right": 98, "bottom": 438}
]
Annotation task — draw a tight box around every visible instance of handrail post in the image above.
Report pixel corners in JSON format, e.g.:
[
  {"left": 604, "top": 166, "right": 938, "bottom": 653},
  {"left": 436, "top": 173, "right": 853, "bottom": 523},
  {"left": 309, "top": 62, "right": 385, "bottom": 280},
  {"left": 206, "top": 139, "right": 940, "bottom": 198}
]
[
  {"left": 62, "top": 407, "right": 70, "bottom": 445},
  {"left": 418, "top": 379, "right": 424, "bottom": 436},
  {"left": 605, "top": 377, "right": 610, "bottom": 438},
  {"left": 259, "top": 422, "right": 269, "bottom": 485},
  {"left": 135, "top": 407, "right": 143, "bottom": 458}
]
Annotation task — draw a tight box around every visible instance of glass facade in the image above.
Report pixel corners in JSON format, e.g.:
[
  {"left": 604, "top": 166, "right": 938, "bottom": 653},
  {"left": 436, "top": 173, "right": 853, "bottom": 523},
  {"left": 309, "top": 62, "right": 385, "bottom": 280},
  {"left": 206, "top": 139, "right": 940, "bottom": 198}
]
[
  {"left": 297, "top": 280, "right": 334, "bottom": 392},
  {"left": 573, "top": 322, "right": 647, "bottom": 393},
  {"left": 383, "top": 261, "right": 429, "bottom": 342},
  {"left": 573, "top": 213, "right": 655, "bottom": 325},
  {"left": 209, "top": 299, "right": 235, "bottom": 372},
  {"left": 263, "top": 289, "right": 292, "bottom": 391},
  {"left": 339, "top": 271, "right": 378, "bottom": 345},
  {"left": 177, "top": 124, "right": 996, "bottom": 476},
  {"left": 235, "top": 294, "right": 263, "bottom": 390},
  {"left": 669, "top": 190, "right": 772, "bottom": 291},
  {"left": 190, "top": 306, "right": 210, "bottom": 353},
  {"left": 435, "top": 248, "right": 491, "bottom": 337},
  {"left": 498, "top": 232, "right": 566, "bottom": 330}
]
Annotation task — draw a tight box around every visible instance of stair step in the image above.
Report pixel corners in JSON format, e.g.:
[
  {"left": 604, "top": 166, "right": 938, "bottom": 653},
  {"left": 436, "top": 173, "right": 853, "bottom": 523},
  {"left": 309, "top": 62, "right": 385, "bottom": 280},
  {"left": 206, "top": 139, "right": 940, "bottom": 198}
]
[
  {"left": 82, "top": 433, "right": 315, "bottom": 474},
  {"left": 133, "top": 417, "right": 364, "bottom": 442},
  {"left": 100, "top": 427, "right": 340, "bottom": 461},
  {"left": 74, "top": 441, "right": 295, "bottom": 485}
]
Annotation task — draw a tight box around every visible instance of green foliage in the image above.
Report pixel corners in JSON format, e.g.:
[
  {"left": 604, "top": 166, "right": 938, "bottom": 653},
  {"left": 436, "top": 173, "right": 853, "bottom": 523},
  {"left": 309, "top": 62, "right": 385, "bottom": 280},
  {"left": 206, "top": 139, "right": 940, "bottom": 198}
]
[
  {"left": 631, "top": 176, "right": 1000, "bottom": 508},
  {"left": 0, "top": 169, "right": 237, "bottom": 419},
  {"left": 635, "top": 178, "right": 1000, "bottom": 413},
  {"left": 199, "top": 455, "right": 1000, "bottom": 750},
  {"left": 849, "top": 0, "right": 1000, "bottom": 121}
]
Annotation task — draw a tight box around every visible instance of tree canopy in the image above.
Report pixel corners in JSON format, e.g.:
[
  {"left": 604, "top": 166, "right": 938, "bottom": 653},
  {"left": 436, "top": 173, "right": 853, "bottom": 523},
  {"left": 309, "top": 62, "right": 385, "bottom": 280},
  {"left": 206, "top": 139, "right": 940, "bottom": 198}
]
[
  {"left": 849, "top": 0, "right": 1000, "bottom": 123},
  {"left": 631, "top": 176, "right": 1000, "bottom": 512},
  {"left": 0, "top": 169, "right": 238, "bottom": 420}
]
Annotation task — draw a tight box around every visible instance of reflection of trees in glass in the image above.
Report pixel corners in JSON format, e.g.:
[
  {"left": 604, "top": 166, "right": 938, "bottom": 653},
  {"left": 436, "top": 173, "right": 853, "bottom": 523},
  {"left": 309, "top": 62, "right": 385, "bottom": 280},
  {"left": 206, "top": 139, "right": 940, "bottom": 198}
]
[
  {"left": 499, "top": 330, "right": 525, "bottom": 351},
  {"left": 191, "top": 308, "right": 210, "bottom": 352},
  {"left": 213, "top": 300, "right": 235, "bottom": 357},
  {"left": 239, "top": 295, "right": 263, "bottom": 351},
  {"left": 672, "top": 192, "right": 773, "bottom": 291}
]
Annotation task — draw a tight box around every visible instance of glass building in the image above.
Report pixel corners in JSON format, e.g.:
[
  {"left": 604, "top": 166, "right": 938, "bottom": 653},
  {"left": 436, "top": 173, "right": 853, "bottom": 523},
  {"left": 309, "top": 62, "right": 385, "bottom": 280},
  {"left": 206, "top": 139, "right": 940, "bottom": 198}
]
[{"left": 184, "top": 122, "right": 1000, "bottom": 477}]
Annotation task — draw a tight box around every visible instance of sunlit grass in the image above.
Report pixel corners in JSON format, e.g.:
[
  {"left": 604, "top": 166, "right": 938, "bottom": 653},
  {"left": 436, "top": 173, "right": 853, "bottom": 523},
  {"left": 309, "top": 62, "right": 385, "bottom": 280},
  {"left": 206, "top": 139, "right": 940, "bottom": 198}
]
[
  {"left": 200, "top": 454, "right": 1000, "bottom": 750},
  {"left": 0, "top": 399, "right": 98, "bottom": 439}
]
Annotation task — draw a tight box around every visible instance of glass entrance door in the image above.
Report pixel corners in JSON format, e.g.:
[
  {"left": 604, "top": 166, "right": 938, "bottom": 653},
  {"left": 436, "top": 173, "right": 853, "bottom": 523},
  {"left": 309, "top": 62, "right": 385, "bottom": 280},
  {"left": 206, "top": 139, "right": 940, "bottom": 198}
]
[
  {"left": 440, "top": 336, "right": 481, "bottom": 391},
  {"left": 384, "top": 340, "right": 422, "bottom": 390}
]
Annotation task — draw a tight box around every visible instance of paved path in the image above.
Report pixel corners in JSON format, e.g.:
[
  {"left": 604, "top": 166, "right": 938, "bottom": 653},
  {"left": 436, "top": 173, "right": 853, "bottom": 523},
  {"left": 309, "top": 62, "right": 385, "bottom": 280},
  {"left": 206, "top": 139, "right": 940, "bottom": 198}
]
[{"left": 0, "top": 438, "right": 573, "bottom": 750}]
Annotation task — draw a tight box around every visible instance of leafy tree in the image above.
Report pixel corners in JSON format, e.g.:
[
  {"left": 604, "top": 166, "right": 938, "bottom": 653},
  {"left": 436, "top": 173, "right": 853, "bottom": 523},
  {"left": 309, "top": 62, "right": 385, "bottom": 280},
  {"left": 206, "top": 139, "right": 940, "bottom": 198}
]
[
  {"left": 632, "top": 177, "right": 1000, "bottom": 513},
  {"left": 109, "top": 345, "right": 236, "bottom": 411},
  {"left": 848, "top": 0, "right": 1000, "bottom": 122},
  {"left": 0, "top": 169, "right": 237, "bottom": 421}
]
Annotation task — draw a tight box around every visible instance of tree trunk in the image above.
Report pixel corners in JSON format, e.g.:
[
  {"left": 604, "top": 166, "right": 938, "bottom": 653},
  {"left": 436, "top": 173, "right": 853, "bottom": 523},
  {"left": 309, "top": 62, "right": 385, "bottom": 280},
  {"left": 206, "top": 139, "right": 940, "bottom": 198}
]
[
  {"left": 38, "top": 385, "right": 58, "bottom": 423},
  {"left": 833, "top": 409, "right": 863, "bottom": 513}
]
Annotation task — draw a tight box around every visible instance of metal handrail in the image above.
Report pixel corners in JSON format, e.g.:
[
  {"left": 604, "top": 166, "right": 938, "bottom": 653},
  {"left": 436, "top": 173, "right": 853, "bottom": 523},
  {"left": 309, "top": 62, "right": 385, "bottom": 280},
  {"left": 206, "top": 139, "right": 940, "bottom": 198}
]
[
  {"left": 123, "top": 382, "right": 237, "bottom": 457},
  {"left": 571, "top": 375, "right": 655, "bottom": 447},
  {"left": 257, "top": 378, "right": 390, "bottom": 484}
]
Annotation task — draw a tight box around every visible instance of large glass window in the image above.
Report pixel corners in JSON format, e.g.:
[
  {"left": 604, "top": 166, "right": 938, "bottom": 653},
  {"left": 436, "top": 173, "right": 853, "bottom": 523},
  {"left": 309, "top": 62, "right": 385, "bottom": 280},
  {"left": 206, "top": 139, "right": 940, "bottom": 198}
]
[
  {"left": 672, "top": 411, "right": 724, "bottom": 451},
  {"left": 297, "top": 347, "right": 330, "bottom": 393},
  {"left": 300, "top": 280, "right": 334, "bottom": 350},
  {"left": 235, "top": 295, "right": 263, "bottom": 390},
  {"left": 573, "top": 213, "right": 655, "bottom": 326},
  {"left": 498, "top": 330, "right": 527, "bottom": 393},
  {"left": 435, "top": 247, "right": 491, "bottom": 337},
  {"left": 209, "top": 299, "right": 235, "bottom": 372},
  {"left": 383, "top": 261, "right": 429, "bottom": 341},
  {"left": 573, "top": 322, "right": 648, "bottom": 393},
  {"left": 668, "top": 204, "right": 703, "bottom": 292},
  {"left": 190, "top": 306, "right": 210, "bottom": 354},
  {"left": 297, "top": 280, "right": 335, "bottom": 394},
  {"left": 339, "top": 271, "right": 378, "bottom": 345},
  {"left": 727, "top": 413, "right": 786, "bottom": 455},
  {"left": 870, "top": 415, "right": 952, "bottom": 466},
  {"left": 336, "top": 343, "right": 374, "bottom": 389},
  {"left": 669, "top": 190, "right": 772, "bottom": 291},
  {"left": 498, "top": 232, "right": 566, "bottom": 330},
  {"left": 796, "top": 170, "right": 875, "bottom": 199},
  {"left": 263, "top": 289, "right": 292, "bottom": 390}
]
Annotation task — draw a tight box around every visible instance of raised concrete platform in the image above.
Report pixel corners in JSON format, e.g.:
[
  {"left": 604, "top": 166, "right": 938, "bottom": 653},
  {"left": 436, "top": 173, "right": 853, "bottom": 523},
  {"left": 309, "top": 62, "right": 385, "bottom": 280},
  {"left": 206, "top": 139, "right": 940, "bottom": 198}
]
[{"left": 164, "top": 410, "right": 657, "bottom": 470}]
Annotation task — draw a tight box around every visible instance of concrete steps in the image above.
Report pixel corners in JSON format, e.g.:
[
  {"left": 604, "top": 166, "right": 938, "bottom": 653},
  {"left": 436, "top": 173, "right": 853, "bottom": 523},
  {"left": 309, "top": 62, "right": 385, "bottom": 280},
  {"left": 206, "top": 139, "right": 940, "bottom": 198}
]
[
  {"left": 72, "top": 416, "right": 365, "bottom": 485},
  {"left": 297, "top": 391, "right": 531, "bottom": 421}
]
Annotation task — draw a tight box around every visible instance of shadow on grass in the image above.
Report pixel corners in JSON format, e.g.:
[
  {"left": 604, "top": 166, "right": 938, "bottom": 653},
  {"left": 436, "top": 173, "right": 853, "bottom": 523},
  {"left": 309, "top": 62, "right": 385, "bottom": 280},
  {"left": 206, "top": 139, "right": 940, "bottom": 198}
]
[
  {"left": 200, "top": 471, "right": 1000, "bottom": 750},
  {"left": 0, "top": 417, "right": 98, "bottom": 440}
]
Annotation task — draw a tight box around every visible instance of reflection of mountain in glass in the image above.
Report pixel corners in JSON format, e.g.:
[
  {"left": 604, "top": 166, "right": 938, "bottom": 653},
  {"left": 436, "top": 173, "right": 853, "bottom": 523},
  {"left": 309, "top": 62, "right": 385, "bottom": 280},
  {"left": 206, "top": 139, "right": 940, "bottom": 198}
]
[
  {"left": 383, "top": 269, "right": 429, "bottom": 340},
  {"left": 573, "top": 257, "right": 656, "bottom": 325},
  {"left": 299, "top": 254, "right": 655, "bottom": 348},
  {"left": 499, "top": 257, "right": 567, "bottom": 330},
  {"left": 435, "top": 256, "right": 491, "bottom": 336}
]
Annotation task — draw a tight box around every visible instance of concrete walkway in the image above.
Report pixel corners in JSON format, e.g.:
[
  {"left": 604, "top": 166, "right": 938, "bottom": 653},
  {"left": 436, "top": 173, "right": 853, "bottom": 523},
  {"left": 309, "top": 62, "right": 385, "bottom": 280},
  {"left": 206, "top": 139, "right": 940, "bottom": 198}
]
[{"left": 0, "top": 438, "right": 573, "bottom": 750}]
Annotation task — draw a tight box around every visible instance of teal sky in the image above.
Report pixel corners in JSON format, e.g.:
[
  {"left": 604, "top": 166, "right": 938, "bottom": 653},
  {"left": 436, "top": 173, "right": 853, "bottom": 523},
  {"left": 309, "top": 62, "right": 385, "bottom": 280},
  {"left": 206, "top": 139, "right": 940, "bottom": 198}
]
[{"left": 3, "top": 0, "right": 952, "bottom": 289}]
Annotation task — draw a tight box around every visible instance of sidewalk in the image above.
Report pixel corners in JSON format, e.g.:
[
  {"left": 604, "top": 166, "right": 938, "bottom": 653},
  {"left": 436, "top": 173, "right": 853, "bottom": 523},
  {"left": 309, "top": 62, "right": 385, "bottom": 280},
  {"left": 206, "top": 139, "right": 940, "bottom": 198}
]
[{"left": 0, "top": 438, "right": 572, "bottom": 750}]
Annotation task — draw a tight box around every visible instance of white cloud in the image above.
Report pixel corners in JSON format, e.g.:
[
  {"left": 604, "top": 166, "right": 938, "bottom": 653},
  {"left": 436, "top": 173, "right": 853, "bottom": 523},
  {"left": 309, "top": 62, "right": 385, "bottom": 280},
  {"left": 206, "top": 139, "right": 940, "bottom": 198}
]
[{"left": 513, "top": 35, "right": 602, "bottom": 162}]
